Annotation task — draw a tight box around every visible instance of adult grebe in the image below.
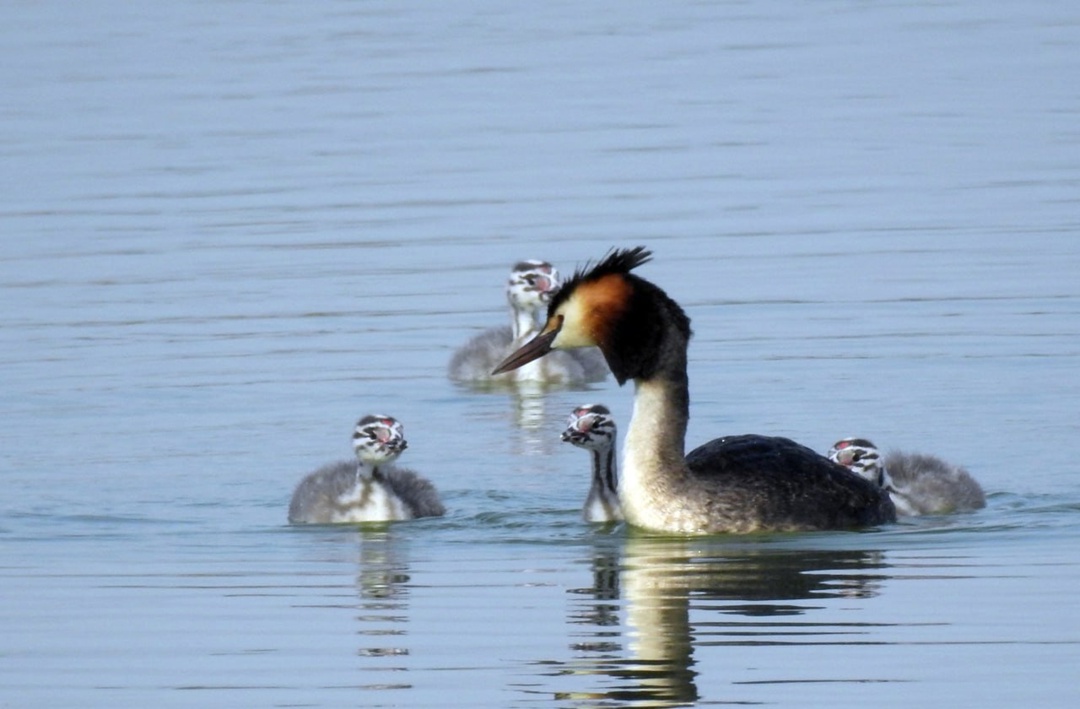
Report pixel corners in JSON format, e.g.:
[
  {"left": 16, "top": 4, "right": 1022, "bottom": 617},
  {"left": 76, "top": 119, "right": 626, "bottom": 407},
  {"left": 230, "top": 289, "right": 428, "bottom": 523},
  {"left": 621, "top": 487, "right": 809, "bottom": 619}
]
[
  {"left": 288, "top": 415, "right": 445, "bottom": 524},
  {"left": 494, "top": 247, "right": 895, "bottom": 534},
  {"left": 560, "top": 404, "right": 622, "bottom": 523},
  {"left": 828, "top": 437, "right": 986, "bottom": 516},
  {"left": 449, "top": 260, "right": 606, "bottom": 385}
]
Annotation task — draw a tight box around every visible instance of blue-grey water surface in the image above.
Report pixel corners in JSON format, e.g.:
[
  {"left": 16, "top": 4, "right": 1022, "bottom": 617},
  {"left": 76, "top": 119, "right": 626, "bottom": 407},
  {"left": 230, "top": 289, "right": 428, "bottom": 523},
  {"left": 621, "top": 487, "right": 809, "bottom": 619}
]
[{"left": 3, "top": 2, "right": 1079, "bottom": 707}]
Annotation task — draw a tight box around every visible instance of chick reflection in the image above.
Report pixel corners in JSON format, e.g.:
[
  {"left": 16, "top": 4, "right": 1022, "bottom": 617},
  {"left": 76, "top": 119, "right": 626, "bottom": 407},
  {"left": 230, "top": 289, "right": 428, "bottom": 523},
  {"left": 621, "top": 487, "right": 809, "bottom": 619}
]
[
  {"left": 511, "top": 381, "right": 551, "bottom": 456},
  {"left": 567, "top": 532, "right": 622, "bottom": 654},
  {"left": 353, "top": 529, "right": 412, "bottom": 664},
  {"left": 558, "top": 534, "right": 889, "bottom": 706}
]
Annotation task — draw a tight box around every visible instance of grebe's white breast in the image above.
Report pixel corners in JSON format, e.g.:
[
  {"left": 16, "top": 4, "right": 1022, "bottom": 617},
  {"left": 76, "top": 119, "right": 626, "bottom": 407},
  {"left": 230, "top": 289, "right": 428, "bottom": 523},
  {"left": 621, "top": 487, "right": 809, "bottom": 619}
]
[{"left": 329, "top": 479, "right": 412, "bottom": 522}]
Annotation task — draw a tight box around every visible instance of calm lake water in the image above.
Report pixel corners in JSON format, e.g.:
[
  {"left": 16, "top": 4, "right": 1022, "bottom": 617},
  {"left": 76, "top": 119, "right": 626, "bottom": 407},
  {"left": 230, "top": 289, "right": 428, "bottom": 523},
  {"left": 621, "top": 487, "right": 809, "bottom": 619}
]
[{"left": 3, "top": 1, "right": 1079, "bottom": 706}]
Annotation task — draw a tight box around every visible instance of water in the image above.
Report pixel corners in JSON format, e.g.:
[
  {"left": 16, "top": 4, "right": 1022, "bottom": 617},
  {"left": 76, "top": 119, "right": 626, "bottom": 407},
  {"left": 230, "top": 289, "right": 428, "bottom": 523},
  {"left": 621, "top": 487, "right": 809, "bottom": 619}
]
[{"left": 3, "top": 1, "right": 1079, "bottom": 706}]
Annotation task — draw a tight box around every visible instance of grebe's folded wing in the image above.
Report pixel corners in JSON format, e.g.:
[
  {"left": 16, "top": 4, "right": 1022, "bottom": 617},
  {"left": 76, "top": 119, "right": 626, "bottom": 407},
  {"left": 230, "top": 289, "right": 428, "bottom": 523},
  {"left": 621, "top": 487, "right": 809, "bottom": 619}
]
[{"left": 686, "top": 434, "right": 889, "bottom": 505}]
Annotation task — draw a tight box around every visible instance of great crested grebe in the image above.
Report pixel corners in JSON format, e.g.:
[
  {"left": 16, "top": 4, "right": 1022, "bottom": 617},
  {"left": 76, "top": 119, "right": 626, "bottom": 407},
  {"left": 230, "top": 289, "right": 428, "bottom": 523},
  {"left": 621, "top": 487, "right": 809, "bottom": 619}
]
[
  {"left": 288, "top": 415, "right": 445, "bottom": 524},
  {"left": 828, "top": 437, "right": 986, "bottom": 516},
  {"left": 493, "top": 247, "right": 895, "bottom": 534},
  {"left": 560, "top": 404, "right": 622, "bottom": 523},
  {"left": 449, "top": 260, "right": 607, "bottom": 385}
]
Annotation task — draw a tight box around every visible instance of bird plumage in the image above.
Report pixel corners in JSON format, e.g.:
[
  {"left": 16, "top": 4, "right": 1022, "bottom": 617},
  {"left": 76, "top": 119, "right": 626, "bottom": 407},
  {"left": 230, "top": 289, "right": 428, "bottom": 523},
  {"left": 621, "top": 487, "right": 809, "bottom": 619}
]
[
  {"left": 496, "top": 247, "right": 895, "bottom": 534},
  {"left": 288, "top": 415, "right": 445, "bottom": 524}
]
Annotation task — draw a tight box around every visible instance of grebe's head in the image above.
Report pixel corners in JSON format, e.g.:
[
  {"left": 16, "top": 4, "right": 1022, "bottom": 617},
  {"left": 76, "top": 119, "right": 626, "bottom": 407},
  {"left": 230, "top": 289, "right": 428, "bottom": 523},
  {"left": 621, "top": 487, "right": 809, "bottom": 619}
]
[
  {"left": 506, "top": 260, "right": 560, "bottom": 314},
  {"left": 560, "top": 404, "right": 617, "bottom": 452},
  {"left": 353, "top": 414, "right": 407, "bottom": 465},
  {"left": 827, "top": 438, "right": 884, "bottom": 486},
  {"left": 493, "top": 247, "right": 689, "bottom": 384}
]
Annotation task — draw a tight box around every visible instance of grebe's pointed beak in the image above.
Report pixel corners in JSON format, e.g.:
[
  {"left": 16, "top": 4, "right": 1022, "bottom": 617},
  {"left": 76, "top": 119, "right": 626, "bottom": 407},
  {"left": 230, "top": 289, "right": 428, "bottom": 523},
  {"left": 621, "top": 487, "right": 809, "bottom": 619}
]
[{"left": 492, "top": 316, "right": 563, "bottom": 375}]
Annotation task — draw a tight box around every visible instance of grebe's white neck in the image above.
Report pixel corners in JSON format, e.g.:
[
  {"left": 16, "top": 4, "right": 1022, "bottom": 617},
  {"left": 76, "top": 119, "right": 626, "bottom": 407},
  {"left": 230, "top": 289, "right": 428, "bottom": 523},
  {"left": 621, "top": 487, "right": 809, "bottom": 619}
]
[
  {"left": 511, "top": 303, "right": 540, "bottom": 342},
  {"left": 332, "top": 463, "right": 410, "bottom": 522},
  {"left": 355, "top": 461, "right": 389, "bottom": 482},
  {"left": 620, "top": 377, "right": 693, "bottom": 531}
]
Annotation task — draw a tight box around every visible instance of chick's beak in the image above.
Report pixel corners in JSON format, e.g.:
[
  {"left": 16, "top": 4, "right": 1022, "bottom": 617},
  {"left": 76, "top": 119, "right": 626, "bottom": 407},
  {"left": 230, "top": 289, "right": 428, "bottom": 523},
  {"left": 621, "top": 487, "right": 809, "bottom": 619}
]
[{"left": 492, "top": 316, "right": 562, "bottom": 375}]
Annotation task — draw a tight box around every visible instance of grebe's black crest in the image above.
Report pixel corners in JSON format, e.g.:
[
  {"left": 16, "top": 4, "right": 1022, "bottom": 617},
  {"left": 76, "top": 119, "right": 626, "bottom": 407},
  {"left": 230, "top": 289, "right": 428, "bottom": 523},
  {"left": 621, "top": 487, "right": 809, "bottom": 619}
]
[{"left": 547, "top": 246, "right": 654, "bottom": 314}]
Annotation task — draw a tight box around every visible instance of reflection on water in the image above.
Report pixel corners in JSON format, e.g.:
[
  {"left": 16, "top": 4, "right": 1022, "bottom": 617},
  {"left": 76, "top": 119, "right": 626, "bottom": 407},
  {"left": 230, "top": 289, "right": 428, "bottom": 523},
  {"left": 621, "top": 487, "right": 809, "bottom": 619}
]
[
  {"left": 454, "top": 378, "right": 596, "bottom": 457},
  {"left": 510, "top": 382, "right": 550, "bottom": 455},
  {"left": 557, "top": 533, "right": 891, "bottom": 706},
  {"left": 353, "top": 529, "right": 413, "bottom": 689},
  {"left": 568, "top": 535, "right": 621, "bottom": 653}
]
